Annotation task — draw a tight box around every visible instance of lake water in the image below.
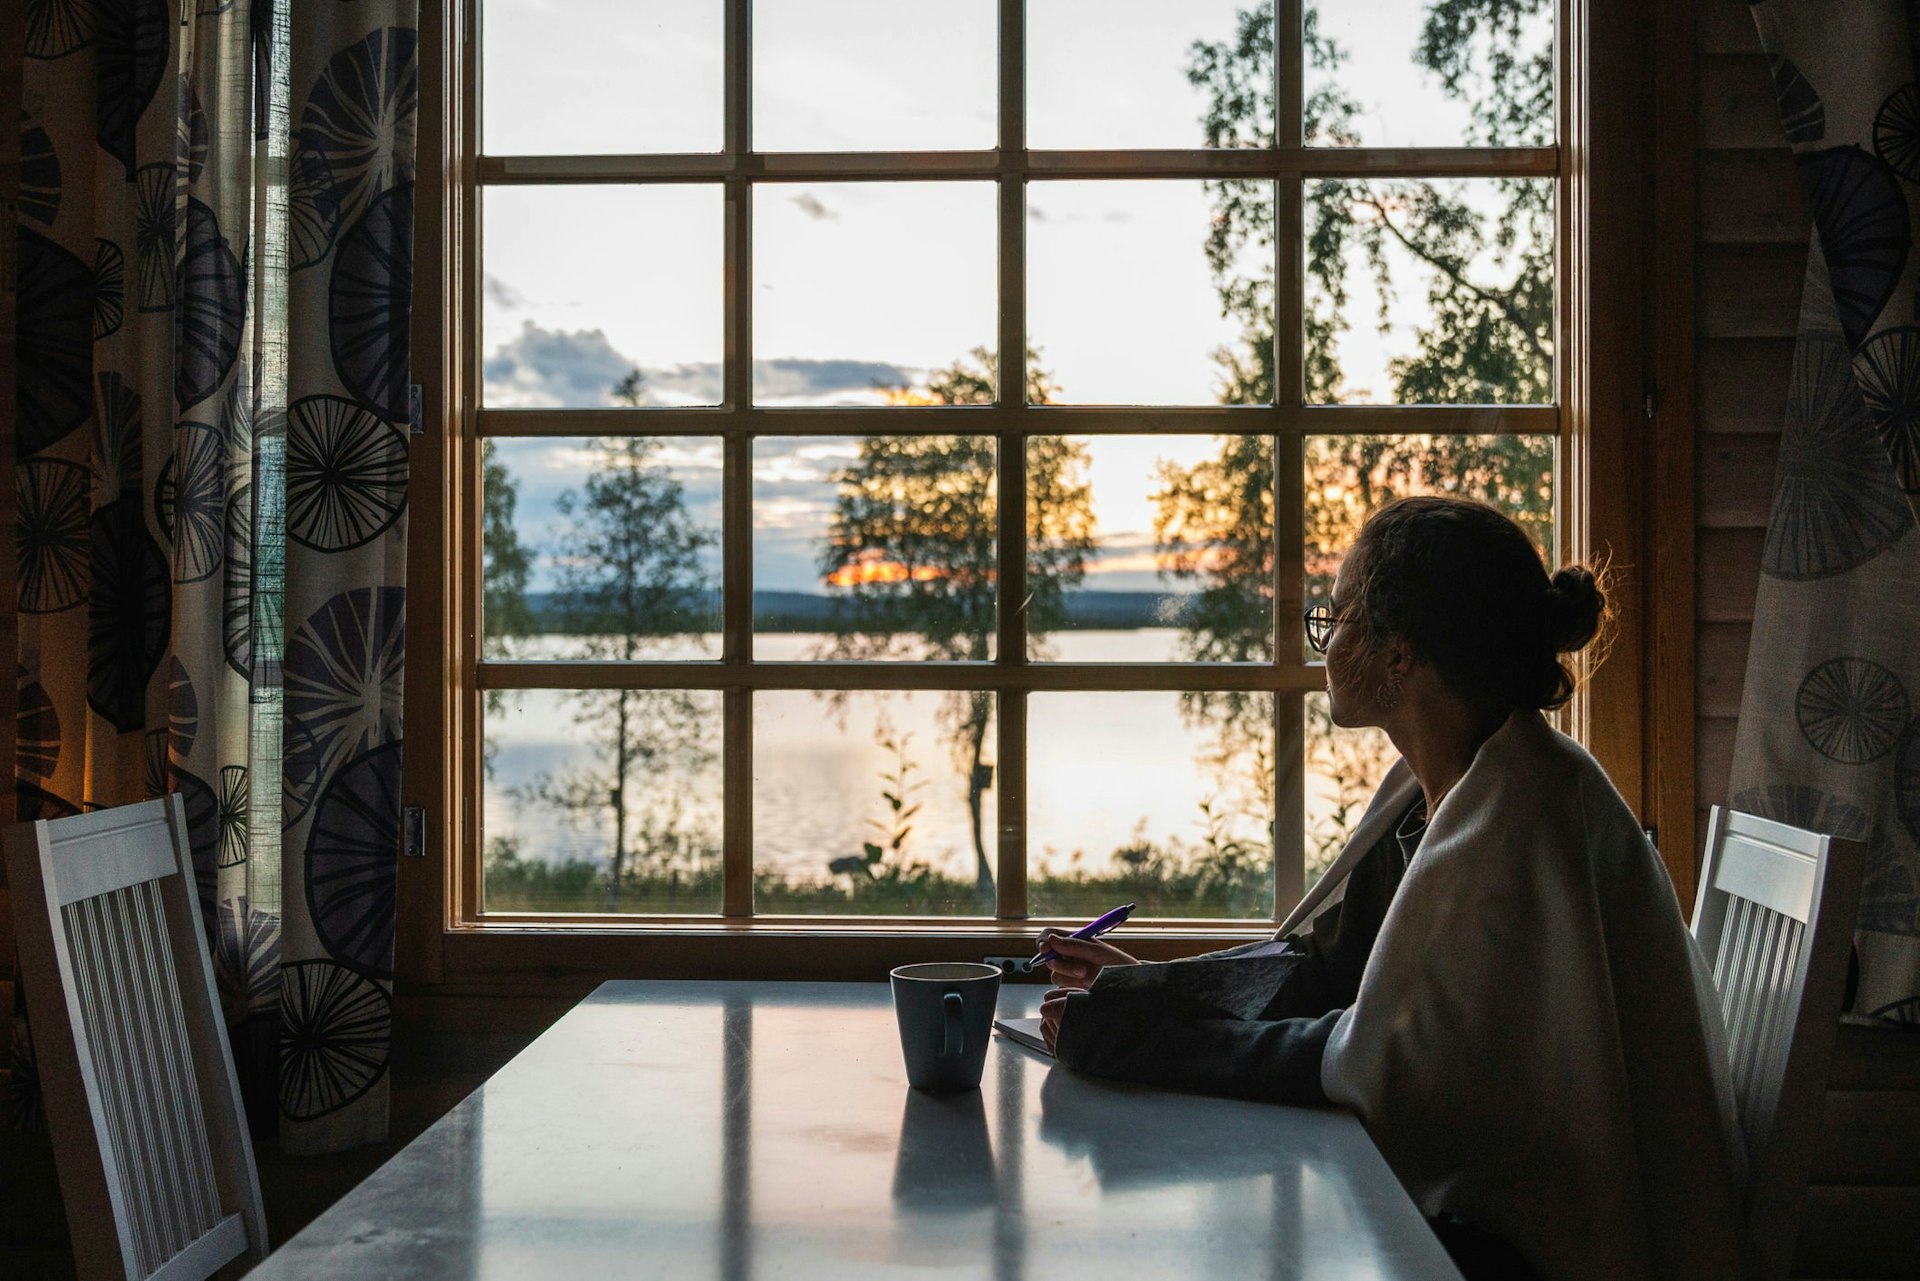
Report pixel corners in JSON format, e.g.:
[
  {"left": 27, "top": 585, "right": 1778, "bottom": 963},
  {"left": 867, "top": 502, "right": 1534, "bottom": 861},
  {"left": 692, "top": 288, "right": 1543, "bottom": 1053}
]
[{"left": 483, "top": 630, "right": 1393, "bottom": 886}]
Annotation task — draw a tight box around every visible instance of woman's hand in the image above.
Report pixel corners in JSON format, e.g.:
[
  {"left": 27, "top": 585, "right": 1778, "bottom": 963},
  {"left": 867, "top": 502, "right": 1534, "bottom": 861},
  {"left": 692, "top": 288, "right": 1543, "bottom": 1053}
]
[
  {"left": 1039, "top": 987, "right": 1086, "bottom": 1053},
  {"left": 1037, "top": 929, "right": 1138, "bottom": 991}
]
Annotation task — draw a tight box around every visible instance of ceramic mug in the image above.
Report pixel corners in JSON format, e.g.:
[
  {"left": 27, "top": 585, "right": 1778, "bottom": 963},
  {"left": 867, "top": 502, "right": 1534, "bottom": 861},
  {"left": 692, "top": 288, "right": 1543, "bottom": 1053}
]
[{"left": 889, "top": 962, "right": 1002, "bottom": 1092}]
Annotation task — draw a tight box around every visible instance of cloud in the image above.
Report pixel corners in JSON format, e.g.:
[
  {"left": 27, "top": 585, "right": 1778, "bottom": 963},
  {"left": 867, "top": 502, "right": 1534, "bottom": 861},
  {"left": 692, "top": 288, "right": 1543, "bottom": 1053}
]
[
  {"left": 752, "top": 357, "right": 916, "bottom": 403},
  {"left": 790, "top": 192, "right": 835, "bottom": 221},
  {"left": 751, "top": 436, "right": 860, "bottom": 487},
  {"left": 636, "top": 361, "right": 728, "bottom": 404},
  {"left": 1082, "top": 533, "right": 1163, "bottom": 575},
  {"left": 483, "top": 322, "right": 640, "bottom": 408},
  {"left": 484, "top": 273, "right": 527, "bottom": 309},
  {"left": 1026, "top": 204, "right": 1135, "bottom": 225},
  {"left": 483, "top": 326, "right": 915, "bottom": 409}
]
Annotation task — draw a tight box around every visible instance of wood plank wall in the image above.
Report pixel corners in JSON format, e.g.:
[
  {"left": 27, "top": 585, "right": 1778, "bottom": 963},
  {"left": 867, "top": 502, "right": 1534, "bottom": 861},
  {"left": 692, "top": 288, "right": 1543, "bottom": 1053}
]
[
  {"left": 1799, "top": 1022, "right": 1920, "bottom": 1278},
  {"left": 1693, "top": 3, "right": 1800, "bottom": 849},
  {"left": 1, "top": 0, "right": 22, "bottom": 1106},
  {"left": 1695, "top": 9, "right": 1920, "bottom": 1278}
]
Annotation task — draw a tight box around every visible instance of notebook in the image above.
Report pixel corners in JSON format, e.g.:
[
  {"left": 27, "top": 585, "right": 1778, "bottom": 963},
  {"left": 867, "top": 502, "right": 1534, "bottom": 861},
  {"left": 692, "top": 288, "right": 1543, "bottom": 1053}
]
[{"left": 991, "top": 1016, "right": 1051, "bottom": 1056}]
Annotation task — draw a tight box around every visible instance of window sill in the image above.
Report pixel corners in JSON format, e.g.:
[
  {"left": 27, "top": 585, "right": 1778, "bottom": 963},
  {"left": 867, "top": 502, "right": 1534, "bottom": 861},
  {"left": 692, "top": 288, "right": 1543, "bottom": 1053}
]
[{"left": 434, "top": 920, "right": 1275, "bottom": 985}]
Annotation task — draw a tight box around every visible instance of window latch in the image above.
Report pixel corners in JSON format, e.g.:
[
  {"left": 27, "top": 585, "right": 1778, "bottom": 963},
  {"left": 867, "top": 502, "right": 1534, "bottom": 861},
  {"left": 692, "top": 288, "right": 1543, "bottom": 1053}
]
[{"left": 403, "top": 806, "right": 428, "bottom": 858}]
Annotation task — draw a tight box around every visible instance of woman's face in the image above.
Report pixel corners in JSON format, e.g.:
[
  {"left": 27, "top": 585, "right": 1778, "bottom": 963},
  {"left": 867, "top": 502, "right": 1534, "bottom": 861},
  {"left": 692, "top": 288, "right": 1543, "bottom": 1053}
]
[{"left": 1323, "top": 550, "right": 1379, "bottom": 728}]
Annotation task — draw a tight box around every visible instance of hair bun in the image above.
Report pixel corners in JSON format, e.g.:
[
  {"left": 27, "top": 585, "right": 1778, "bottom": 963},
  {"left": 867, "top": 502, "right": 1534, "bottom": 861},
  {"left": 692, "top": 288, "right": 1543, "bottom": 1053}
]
[{"left": 1546, "top": 565, "right": 1605, "bottom": 653}]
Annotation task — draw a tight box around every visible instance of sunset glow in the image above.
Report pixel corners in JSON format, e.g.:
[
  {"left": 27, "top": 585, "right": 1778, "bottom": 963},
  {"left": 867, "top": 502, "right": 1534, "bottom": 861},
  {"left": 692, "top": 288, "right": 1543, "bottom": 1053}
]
[{"left": 823, "top": 549, "right": 971, "bottom": 588}]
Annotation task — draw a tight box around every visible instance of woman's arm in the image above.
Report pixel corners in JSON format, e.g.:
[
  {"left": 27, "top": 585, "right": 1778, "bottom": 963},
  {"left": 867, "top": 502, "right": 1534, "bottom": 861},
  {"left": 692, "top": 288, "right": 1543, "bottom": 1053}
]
[{"left": 1045, "top": 986, "right": 1342, "bottom": 1105}]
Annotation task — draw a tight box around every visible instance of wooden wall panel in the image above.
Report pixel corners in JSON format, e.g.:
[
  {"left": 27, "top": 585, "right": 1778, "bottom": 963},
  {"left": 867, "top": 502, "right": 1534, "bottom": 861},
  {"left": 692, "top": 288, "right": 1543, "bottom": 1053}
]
[
  {"left": 1696, "top": 244, "right": 1807, "bottom": 338},
  {"left": 1695, "top": 527, "right": 1764, "bottom": 622},
  {"left": 1698, "top": 338, "right": 1796, "bottom": 434},
  {"left": 1697, "top": 0, "right": 1761, "bottom": 55},
  {"left": 1, "top": 0, "right": 22, "bottom": 1101},
  {"left": 1649, "top": 0, "right": 1698, "bottom": 900},
  {"left": 1696, "top": 622, "right": 1751, "bottom": 719},
  {"left": 1697, "top": 435, "right": 1779, "bottom": 529},
  {"left": 1693, "top": 0, "right": 1791, "bottom": 897},
  {"left": 1696, "top": 715, "right": 1739, "bottom": 811},
  {"left": 1695, "top": 150, "right": 1807, "bottom": 244},
  {"left": 1698, "top": 56, "right": 1785, "bottom": 149}
]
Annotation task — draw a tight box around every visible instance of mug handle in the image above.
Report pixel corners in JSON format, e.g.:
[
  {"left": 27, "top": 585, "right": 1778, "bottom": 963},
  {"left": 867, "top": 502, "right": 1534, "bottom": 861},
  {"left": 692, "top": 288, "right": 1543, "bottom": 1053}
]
[{"left": 941, "top": 991, "right": 965, "bottom": 1058}]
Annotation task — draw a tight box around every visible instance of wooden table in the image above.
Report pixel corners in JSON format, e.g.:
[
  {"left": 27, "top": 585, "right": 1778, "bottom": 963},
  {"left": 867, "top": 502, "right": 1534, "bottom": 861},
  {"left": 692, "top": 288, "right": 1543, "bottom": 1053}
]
[{"left": 249, "top": 981, "right": 1461, "bottom": 1279}]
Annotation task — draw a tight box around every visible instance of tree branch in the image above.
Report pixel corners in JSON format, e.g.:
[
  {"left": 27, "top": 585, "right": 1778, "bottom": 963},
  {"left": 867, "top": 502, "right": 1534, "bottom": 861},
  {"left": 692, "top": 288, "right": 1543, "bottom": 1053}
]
[{"left": 1354, "top": 192, "right": 1550, "bottom": 371}]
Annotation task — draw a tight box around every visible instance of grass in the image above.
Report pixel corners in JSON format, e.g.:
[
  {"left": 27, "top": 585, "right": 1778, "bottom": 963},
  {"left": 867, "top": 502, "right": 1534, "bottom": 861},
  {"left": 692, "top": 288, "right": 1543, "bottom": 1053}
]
[{"left": 481, "top": 847, "right": 1276, "bottom": 920}]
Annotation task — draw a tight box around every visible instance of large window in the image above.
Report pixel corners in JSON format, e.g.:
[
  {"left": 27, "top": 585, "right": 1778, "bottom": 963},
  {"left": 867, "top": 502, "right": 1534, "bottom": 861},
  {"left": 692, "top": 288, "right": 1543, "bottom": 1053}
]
[{"left": 460, "top": 0, "right": 1562, "bottom": 928}]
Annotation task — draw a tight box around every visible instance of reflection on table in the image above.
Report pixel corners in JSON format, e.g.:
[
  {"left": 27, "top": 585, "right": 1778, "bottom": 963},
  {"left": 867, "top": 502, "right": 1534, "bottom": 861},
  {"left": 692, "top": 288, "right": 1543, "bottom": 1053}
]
[{"left": 247, "top": 981, "right": 1460, "bottom": 1280}]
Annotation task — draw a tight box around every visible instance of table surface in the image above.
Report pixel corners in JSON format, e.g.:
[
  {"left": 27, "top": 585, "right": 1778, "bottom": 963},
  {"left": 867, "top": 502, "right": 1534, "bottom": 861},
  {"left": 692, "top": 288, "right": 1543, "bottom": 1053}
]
[{"left": 248, "top": 981, "right": 1461, "bottom": 1280}]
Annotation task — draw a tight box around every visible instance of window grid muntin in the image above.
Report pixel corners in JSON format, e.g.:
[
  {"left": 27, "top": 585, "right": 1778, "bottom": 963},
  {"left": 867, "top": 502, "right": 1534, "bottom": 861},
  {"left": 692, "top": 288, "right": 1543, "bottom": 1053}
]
[{"left": 464, "top": 0, "right": 1566, "bottom": 925}]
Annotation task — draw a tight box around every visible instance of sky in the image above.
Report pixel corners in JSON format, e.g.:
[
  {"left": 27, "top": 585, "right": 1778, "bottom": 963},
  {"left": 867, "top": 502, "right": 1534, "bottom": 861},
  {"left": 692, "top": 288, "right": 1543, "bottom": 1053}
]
[{"left": 477, "top": 0, "right": 1553, "bottom": 598}]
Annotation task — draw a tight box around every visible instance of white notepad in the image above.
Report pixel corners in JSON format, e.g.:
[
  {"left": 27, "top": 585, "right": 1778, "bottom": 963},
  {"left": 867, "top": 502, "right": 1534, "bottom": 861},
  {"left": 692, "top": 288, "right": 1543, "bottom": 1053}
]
[{"left": 991, "top": 1016, "right": 1052, "bottom": 1056}]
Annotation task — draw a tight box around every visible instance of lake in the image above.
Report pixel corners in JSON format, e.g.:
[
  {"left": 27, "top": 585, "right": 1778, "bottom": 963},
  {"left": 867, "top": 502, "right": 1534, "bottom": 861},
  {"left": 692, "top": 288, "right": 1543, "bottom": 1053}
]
[{"left": 483, "top": 630, "right": 1392, "bottom": 887}]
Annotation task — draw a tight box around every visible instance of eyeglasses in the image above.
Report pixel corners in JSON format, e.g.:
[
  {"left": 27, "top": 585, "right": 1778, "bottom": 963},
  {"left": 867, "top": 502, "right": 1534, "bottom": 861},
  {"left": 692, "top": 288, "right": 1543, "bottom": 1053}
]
[{"left": 1304, "top": 605, "right": 1337, "bottom": 655}]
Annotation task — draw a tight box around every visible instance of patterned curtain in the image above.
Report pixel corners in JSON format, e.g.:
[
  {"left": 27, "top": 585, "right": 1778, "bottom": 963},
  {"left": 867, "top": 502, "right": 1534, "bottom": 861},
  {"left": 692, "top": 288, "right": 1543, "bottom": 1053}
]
[
  {"left": 13, "top": 0, "right": 415, "bottom": 1153},
  {"left": 1730, "top": 0, "right": 1920, "bottom": 1025}
]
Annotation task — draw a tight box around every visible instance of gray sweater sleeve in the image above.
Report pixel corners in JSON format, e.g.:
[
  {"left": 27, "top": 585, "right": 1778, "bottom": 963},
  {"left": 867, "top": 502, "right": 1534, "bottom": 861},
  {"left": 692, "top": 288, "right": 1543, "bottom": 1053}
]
[
  {"left": 1050, "top": 801, "right": 1416, "bottom": 1105},
  {"left": 1052, "top": 986, "right": 1342, "bottom": 1105}
]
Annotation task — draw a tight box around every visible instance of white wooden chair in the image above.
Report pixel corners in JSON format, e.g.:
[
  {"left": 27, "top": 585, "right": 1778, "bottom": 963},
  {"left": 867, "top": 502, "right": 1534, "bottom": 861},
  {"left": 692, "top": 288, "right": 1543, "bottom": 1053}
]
[
  {"left": 5, "top": 796, "right": 267, "bottom": 1281},
  {"left": 1691, "top": 805, "right": 1863, "bottom": 1281}
]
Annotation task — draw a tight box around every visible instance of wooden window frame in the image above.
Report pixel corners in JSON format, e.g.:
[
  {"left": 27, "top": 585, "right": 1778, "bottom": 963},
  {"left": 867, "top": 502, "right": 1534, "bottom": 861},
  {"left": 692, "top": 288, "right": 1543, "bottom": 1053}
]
[{"left": 398, "top": 0, "right": 1693, "bottom": 985}]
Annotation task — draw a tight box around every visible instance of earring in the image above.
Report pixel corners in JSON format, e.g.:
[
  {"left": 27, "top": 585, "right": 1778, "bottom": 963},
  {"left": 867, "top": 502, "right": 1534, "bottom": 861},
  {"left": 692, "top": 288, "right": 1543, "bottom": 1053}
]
[{"left": 1375, "top": 677, "right": 1403, "bottom": 710}]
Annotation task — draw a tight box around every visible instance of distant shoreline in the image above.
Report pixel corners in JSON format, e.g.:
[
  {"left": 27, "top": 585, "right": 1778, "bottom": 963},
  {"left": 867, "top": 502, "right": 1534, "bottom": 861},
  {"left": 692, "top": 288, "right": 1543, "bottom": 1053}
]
[{"left": 515, "top": 588, "right": 1203, "bottom": 635}]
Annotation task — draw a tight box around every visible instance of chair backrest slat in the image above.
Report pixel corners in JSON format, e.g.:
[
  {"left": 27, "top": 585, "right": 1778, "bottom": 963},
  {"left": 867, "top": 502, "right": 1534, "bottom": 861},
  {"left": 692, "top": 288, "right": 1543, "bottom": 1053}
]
[
  {"left": 44, "top": 810, "right": 181, "bottom": 907},
  {"left": 95, "top": 889, "right": 174, "bottom": 1270},
  {"left": 141, "top": 877, "right": 225, "bottom": 1238},
  {"left": 66, "top": 892, "right": 158, "bottom": 1272},
  {"left": 67, "top": 879, "right": 228, "bottom": 1274},
  {"left": 1718, "top": 896, "right": 1759, "bottom": 1062},
  {"left": 1713, "top": 829, "right": 1818, "bottom": 922},
  {"left": 1691, "top": 806, "right": 1862, "bottom": 1281},
  {"left": 137, "top": 879, "right": 221, "bottom": 1258},
  {"left": 120, "top": 887, "right": 186, "bottom": 1267},
  {"left": 5, "top": 796, "right": 267, "bottom": 1281}
]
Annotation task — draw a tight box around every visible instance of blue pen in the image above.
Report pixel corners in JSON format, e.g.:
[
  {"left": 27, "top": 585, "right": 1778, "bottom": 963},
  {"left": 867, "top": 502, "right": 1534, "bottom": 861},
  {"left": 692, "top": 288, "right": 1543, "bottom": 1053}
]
[{"left": 1028, "top": 902, "right": 1135, "bottom": 968}]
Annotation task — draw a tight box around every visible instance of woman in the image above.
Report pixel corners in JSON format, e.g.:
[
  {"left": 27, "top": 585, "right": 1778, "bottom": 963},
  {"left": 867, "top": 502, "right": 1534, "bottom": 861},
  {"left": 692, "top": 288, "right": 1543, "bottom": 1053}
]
[{"left": 1037, "top": 496, "right": 1749, "bottom": 1281}]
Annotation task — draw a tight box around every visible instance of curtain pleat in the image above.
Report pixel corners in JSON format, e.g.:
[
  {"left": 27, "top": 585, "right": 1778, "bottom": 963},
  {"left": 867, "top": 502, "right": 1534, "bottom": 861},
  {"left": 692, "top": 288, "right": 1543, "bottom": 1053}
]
[
  {"left": 1732, "top": 1, "right": 1920, "bottom": 1025},
  {"left": 11, "top": 0, "right": 416, "bottom": 1155}
]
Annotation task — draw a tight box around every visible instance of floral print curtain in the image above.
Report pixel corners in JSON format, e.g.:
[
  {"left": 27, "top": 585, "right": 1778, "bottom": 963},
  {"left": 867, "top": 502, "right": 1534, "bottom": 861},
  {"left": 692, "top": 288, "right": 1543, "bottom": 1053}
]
[
  {"left": 1731, "top": 0, "right": 1920, "bottom": 1025},
  {"left": 13, "top": 0, "right": 414, "bottom": 1153}
]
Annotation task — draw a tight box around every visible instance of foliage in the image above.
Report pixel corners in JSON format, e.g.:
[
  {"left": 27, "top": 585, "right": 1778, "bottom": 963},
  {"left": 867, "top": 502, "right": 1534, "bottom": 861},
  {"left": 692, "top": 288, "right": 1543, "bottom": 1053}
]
[
  {"left": 1157, "top": 0, "right": 1558, "bottom": 860},
  {"left": 1187, "top": 3, "right": 1554, "bottom": 408},
  {"left": 814, "top": 347, "right": 1097, "bottom": 901},
  {"left": 1417, "top": 0, "right": 1556, "bottom": 148},
  {"left": 480, "top": 439, "right": 537, "bottom": 777},
  {"left": 1302, "top": 433, "right": 1553, "bottom": 602},
  {"left": 828, "top": 725, "right": 936, "bottom": 889},
  {"left": 481, "top": 439, "right": 537, "bottom": 653},
  {"left": 1304, "top": 701, "right": 1391, "bottom": 875},
  {"left": 485, "top": 835, "right": 602, "bottom": 907},
  {"left": 511, "top": 370, "right": 721, "bottom": 909},
  {"left": 482, "top": 853, "right": 1279, "bottom": 920}
]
